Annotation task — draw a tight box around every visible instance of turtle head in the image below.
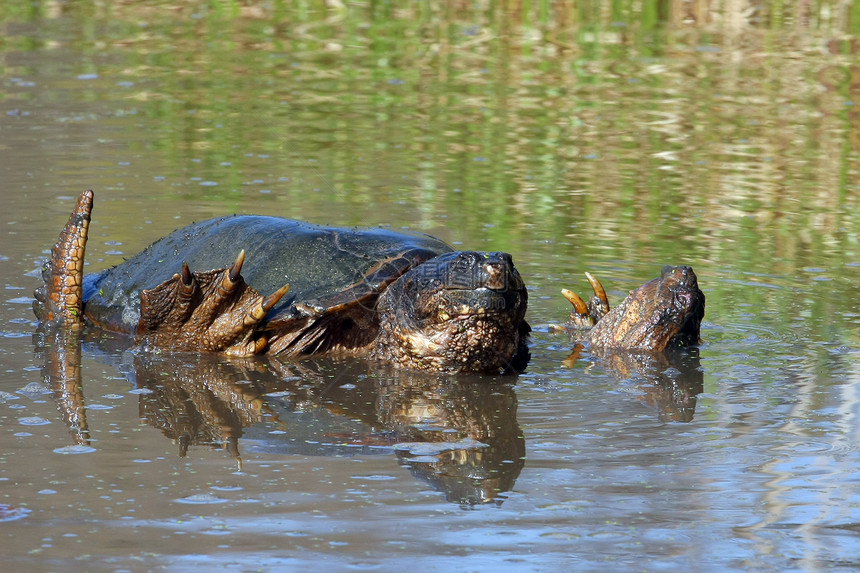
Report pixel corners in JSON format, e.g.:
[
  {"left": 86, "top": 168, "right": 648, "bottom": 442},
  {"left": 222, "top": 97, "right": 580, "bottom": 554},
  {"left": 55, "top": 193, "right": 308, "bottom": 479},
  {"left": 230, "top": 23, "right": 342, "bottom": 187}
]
[
  {"left": 588, "top": 265, "right": 705, "bottom": 352},
  {"left": 372, "top": 251, "right": 528, "bottom": 373}
]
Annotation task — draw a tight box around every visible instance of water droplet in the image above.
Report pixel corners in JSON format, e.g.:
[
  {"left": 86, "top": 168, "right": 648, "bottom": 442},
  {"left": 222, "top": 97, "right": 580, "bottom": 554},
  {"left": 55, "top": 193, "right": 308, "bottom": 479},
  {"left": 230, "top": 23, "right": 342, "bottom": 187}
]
[
  {"left": 128, "top": 388, "right": 154, "bottom": 395},
  {"left": 350, "top": 475, "right": 397, "bottom": 481},
  {"left": 17, "top": 383, "right": 51, "bottom": 397}
]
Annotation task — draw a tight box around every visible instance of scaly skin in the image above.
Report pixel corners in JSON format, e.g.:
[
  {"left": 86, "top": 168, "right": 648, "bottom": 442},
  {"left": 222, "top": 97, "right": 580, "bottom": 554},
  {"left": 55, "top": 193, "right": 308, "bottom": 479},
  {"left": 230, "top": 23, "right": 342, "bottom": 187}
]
[
  {"left": 562, "top": 265, "right": 705, "bottom": 353},
  {"left": 137, "top": 253, "right": 290, "bottom": 356},
  {"left": 35, "top": 190, "right": 290, "bottom": 357},
  {"left": 34, "top": 190, "right": 93, "bottom": 327},
  {"left": 370, "top": 251, "right": 529, "bottom": 374},
  {"left": 37, "top": 190, "right": 701, "bottom": 372},
  {"left": 35, "top": 191, "right": 525, "bottom": 371}
]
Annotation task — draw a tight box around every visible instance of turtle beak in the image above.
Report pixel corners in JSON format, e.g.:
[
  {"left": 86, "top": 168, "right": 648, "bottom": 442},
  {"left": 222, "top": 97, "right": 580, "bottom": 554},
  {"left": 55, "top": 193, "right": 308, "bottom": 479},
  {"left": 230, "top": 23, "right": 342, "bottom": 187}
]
[
  {"left": 483, "top": 259, "right": 507, "bottom": 290},
  {"left": 482, "top": 252, "right": 522, "bottom": 292}
]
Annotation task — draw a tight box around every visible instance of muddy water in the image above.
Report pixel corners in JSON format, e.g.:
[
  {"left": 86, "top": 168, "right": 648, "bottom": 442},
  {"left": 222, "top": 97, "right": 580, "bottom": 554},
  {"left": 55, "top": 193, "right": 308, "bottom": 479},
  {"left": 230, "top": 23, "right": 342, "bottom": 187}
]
[{"left": 3, "top": 2, "right": 860, "bottom": 571}]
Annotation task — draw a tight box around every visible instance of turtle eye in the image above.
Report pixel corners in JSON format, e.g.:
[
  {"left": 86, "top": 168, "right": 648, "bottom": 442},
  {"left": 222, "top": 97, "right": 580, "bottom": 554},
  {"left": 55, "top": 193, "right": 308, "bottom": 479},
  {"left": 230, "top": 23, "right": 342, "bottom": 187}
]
[{"left": 455, "top": 252, "right": 479, "bottom": 268}]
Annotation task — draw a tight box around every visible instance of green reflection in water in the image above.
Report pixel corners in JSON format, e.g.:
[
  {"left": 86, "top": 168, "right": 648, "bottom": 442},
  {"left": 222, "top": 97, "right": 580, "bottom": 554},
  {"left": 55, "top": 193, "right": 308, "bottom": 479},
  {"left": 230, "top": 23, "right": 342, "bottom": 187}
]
[{"left": 3, "top": 0, "right": 860, "bottom": 341}]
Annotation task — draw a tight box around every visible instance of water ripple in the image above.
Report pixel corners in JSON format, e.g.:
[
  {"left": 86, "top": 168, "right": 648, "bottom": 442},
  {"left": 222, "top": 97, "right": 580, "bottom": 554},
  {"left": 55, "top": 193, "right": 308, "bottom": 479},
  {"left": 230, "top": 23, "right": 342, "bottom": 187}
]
[
  {"left": 175, "top": 494, "right": 229, "bottom": 505},
  {"left": 53, "top": 445, "right": 97, "bottom": 454}
]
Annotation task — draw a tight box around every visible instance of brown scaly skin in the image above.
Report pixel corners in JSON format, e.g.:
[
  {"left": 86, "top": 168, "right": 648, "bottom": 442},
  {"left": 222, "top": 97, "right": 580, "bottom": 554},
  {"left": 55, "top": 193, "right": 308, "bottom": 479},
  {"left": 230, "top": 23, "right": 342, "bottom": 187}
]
[
  {"left": 370, "top": 251, "right": 529, "bottom": 373},
  {"left": 33, "top": 189, "right": 93, "bottom": 328},
  {"left": 35, "top": 191, "right": 291, "bottom": 357},
  {"left": 34, "top": 191, "right": 526, "bottom": 373},
  {"left": 562, "top": 265, "right": 705, "bottom": 353},
  {"left": 138, "top": 254, "right": 290, "bottom": 356},
  {"left": 36, "top": 190, "right": 700, "bottom": 372}
]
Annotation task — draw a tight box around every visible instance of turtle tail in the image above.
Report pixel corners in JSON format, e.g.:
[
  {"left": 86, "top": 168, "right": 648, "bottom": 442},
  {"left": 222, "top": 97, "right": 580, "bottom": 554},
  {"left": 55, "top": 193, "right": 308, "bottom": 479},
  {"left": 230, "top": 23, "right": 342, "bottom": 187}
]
[{"left": 34, "top": 190, "right": 93, "bottom": 327}]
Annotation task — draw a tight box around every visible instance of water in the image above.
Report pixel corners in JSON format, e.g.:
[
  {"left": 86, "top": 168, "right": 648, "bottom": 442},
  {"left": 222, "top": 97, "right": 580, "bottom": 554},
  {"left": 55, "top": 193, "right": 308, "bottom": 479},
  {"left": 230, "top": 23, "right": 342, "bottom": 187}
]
[{"left": 3, "top": 2, "right": 860, "bottom": 571}]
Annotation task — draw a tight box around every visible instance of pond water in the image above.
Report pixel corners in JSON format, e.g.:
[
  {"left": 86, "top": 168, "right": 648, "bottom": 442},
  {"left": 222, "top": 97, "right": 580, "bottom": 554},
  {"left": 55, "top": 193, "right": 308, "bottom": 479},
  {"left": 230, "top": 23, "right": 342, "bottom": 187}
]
[{"left": 3, "top": 1, "right": 860, "bottom": 571}]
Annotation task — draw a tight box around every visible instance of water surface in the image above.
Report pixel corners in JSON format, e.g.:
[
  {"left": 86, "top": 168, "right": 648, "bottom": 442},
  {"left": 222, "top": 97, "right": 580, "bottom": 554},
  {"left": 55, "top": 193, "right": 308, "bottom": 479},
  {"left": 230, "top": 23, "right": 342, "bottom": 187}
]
[{"left": 3, "top": 2, "right": 860, "bottom": 571}]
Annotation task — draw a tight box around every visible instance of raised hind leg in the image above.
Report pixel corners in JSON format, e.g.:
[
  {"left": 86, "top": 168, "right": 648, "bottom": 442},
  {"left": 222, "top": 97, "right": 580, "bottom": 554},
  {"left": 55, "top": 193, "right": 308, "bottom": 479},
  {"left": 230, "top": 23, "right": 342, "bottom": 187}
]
[{"left": 34, "top": 190, "right": 93, "bottom": 328}]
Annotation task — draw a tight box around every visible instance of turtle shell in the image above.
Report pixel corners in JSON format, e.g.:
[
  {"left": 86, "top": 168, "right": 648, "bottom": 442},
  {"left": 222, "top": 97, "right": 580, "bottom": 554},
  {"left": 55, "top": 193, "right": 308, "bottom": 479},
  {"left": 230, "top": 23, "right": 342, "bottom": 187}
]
[{"left": 81, "top": 215, "right": 452, "bottom": 334}]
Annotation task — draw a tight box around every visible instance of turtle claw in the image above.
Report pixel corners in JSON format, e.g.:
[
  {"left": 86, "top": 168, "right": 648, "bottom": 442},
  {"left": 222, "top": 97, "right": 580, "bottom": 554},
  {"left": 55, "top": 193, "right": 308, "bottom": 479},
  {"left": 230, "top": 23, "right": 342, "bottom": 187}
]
[
  {"left": 138, "top": 251, "right": 287, "bottom": 357},
  {"left": 584, "top": 272, "right": 609, "bottom": 318},
  {"left": 562, "top": 272, "right": 611, "bottom": 329},
  {"left": 228, "top": 249, "right": 245, "bottom": 283},
  {"left": 180, "top": 262, "right": 194, "bottom": 287},
  {"left": 262, "top": 284, "right": 290, "bottom": 313},
  {"left": 561, "top": 288, "right": 594, "bottom": 329},
  {"left": 245, "top": 283, "right": 290, "bottom": 325}
]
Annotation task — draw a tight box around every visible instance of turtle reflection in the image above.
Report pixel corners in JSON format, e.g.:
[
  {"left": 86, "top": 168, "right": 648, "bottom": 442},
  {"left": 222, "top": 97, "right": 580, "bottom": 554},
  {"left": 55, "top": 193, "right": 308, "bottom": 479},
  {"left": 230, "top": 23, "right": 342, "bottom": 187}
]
[
  {"left": 564, "top": 344, "right": 704, "bottom": 422},
  {"left": 260, "top": 359, "right": 525, "bottom": 506},
  {"left": 304, "top": 367, "right": 525, "bottom": 506},
  {"left": 37, "top": 330, "right": 525, "bottom": 506},
  {"left": 133, "top": 353, "right": 279, "bottom": 461}
]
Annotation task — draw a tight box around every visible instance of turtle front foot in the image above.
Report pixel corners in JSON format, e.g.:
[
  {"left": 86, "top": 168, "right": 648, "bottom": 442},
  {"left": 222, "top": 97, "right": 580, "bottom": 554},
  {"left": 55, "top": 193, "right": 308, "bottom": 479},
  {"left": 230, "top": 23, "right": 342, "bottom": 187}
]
[
  {"left": 561, "top": 272, "right": 610, "bottom": 329},
  {"left": 137, "top": 250, "right": 290, "bottom": 357}
]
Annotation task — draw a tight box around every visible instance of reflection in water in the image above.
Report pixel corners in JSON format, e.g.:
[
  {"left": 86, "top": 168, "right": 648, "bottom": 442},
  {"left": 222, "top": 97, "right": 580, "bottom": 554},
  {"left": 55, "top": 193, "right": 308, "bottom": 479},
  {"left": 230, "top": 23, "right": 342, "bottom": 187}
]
[
  {"left": 0, "top": 503, "right": 31, "bottom": 523},
  {"left": 134, "top": 353, "right": 277, "bottom": 465},
  {"left": 34, "top": 328, "right": 90, "bottom": 445},
  {"left": 36, "top": 329, "right": 525, "bottom": 506},
  {"left": 319, "top": 366, "right": 525, "bottom": 506},
  {"left": 564, "top": 344, "right": 704, "bottom": 422},
  {"left": 5, "top": 1, "right": 860, "bottom": 568},
  {"left": 35, "top": 320, "right": 703, "bottom": 506}
]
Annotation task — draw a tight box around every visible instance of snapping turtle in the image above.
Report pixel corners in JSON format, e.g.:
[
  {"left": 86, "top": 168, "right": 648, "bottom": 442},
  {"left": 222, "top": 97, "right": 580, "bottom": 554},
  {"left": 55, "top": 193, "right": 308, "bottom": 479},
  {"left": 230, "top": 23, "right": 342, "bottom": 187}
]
[
  {"left": 34, "top": 190, "right": 704, "bottom": 373},
  {"left": 35, "top": 190, "right": 528, "bottom": 373},
  {"left": 561, "top": 265, "right": 705, "bottom": 352}
]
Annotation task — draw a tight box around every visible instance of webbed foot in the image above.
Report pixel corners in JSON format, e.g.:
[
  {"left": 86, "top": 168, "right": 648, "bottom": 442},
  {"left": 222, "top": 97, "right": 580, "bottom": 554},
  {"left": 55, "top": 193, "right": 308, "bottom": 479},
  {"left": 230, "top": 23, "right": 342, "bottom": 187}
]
[
  {"left": 561, "top": 272, "right": 609, "bottom": 329},
  {"left": 138, "top": 250, "right": 290, "bottom": 357}
]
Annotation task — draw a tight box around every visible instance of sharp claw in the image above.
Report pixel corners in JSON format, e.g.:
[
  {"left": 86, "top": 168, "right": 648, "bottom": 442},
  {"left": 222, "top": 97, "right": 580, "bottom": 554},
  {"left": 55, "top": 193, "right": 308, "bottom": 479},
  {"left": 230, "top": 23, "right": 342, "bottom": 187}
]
[
  {"left": 245, "top": 284, "right": 290, "bottom": 325},
  {"left": 262, "top": 284, "right": 290, "bottom": 313},
  {"left": 562, "top": 288, "right": 596, "bottom": 329},
  {"left": 228, "top": 249, "right": 246, "bottom": 283},
  {"left": 141, "top": 250, "right": 274, "bottom": 355},
  {"left": 584, "top": 272, "right": 608, "bottom": 308},
  {"left": 220, "top": 250, "right": 247, "bottom": 293},
  {"left": 253, "top": 337, "right": 268, "bottom": 354},
  {"left": 561, "top": 288, "right": 589, "bottom": 315},
  {"left": 180, "top": 262, "right": 193, "bottom": 287}
]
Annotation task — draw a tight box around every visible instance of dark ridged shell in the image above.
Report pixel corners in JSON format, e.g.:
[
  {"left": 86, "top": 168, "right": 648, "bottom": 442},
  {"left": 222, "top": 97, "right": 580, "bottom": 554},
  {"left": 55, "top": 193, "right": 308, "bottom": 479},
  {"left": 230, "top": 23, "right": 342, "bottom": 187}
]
[{"left": 82, "top": 215, "right": 452, "bottom": 333}]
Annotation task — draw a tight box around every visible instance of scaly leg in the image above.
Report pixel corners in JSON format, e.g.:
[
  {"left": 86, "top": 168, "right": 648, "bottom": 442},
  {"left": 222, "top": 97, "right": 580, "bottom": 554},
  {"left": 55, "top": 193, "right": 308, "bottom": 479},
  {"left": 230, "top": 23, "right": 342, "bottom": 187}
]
[
  {"left": 138, "top": 250, "right": 290, "bottom": 357},
  {"left": 34, "top": 190, "right": 93, "bottom": 327}
]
